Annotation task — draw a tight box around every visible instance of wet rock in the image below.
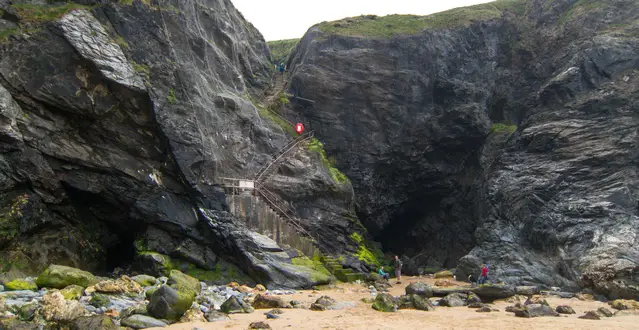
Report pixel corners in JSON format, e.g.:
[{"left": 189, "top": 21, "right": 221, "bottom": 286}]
[
  {"left": 71, "top": 315, "right": 119, "bottom": 330},
  {"left": 41, "top": 291, "right": 87, "bottom": 322},
  {"left": 205, "top": 310, "right": 231, "bottom": 322},
  {"left": 4, "top": 280, "right": 37, "bottom": 292},
  {"left": 121, "top": 304, "right": 148, "bottom": 319},
  {"left": 249, "top": 321, "right": 271, "bottom": 329},
  {"left": 252, "top": 294, "right": 289, "bottom": 309},
  {"left": 515, "top": 286, "right": 540, "bottom": 296},
  {"left": 16, "top": 302, "right": 38, "bottom": 321},
  {"left": 609, "top": 299, "right": 639, "bottom": 310},
  {"left": 121, "top": 314, "right": 168, "bottom": 329},
  {"left": 579, "top": 311, "right": 601, "bottom": 320},
  {"left": 473, "top": 284, "right": 515, "bottom": 302},
  {"left": 438, "top": 293, "right": 467, "bottom": 307},
  {"left": 94, "top": 275, "right": 142, "bottom": 294},
  {"left": 555, "top": 305, "right": 576, "bottom": 314},
  {"left": 61, "top": 285, "right": 84, "bottom": 300},
  {"left": 371, "top": 293, "right": 398, "bottom": 312},
  {"left": 597, "top": 307, "right": 613, "bottom": 317},
  {"left": 148, "top": 285, "right": 194, "bottom": 320},
  {"left": 434, "top": 270, "right": 454, "bottom": 279},
  {"left": 220, "top": 296, "right": 254, "bottom": 314},
  {"left": 311, "top": 296, "right": 339, "bottom": 311},
  {"left": 179, "top": 306, "right": 206, "bottom": 323},
  {"left": 36, "top": 265, "right": 97, "bottom": 289},
  {"left": 131, "top": 275, "right": 157, "bottom": 287},
  {"left": 512, "top": 304, "right": 559, "bottom": 318},
  {"left": 405, "top": 282, "right": 433, "bottom": 297}
]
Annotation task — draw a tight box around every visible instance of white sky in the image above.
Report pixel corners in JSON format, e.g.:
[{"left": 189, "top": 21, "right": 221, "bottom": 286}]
[{"left": 230, "top": 0, "right": 494, "bottom": 41}]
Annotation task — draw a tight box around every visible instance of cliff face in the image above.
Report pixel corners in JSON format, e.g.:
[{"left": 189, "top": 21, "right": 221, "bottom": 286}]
[
  {"left": 288, "top": 0, "right": 639, "bottom": 298},
  {"left": 0, "top": 0, "right": 364, "bottom": 289}
]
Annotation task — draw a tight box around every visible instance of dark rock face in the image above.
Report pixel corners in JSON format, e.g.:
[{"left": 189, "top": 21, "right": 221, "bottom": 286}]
[
  {"left": 0, "top": 0, "right": 363, "bottom": 288},
  {"left": 288, "top": 0, "right": 639, "bottom": 298}
]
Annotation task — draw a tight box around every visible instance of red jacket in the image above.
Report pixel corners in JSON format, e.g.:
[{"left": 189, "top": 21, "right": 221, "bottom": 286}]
[{"left": 481, "top": 267, "right": 488, "bottom": 276}]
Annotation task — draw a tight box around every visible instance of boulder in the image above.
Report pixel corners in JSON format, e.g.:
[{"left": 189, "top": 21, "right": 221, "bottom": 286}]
[
  {"left": 147, "top": 285, "right": 194, "bottom": 320},
  {"left": 434, "top": 270, "right": 454, "bottom": 279},
  {"left": 511, "top": 304, "right": 559, "bottom": 318},
  {"left": 597, "top": 307, "right": 613, "bottom": 317},
  {"left": 252, "top": 294, "right": 289, "bottom": 309},
  {"left": 121, "top": 304, "right": 148, "bottom": 319},
  {"left": 0, "top": 319, "right": 42, "bottom": 330},
  {"left": 249, "top": 321, "right": 271, "bottom": 329},
  {"left": 36, "top": 265, "right": 97, "bottom": 289},
  {"left": 371, "top": 293, "right": 398, "bottom": 312},
  {"left": 60, "top": 285, "right": 84, "bottom": 300},
  {"left": 524, "top": 295, "right": 549, "bottom": 306},
  {"left": 94, "top": 275, "right": 142, "bottom": 294},
  {"left": 405, "top": 282, "right": 433, "bottom": 297},
  {"left": 0, "top": 295, "right": 5, "bottom": 313},
  {"left": 476, "top": 306, "right": 498, "bottom": 312},
  {"left": 167, "top": 270, "right": 201, "bottom": 297},
  {"left": 310, "top": 296, "right": 338, "bottom": 311},
  {"left": 41, "top": 291, "right": 87, "bottom": 322},
  {"left": 254, "top": 284, "right": 267, "bottom": 292},
  {"left": 205, "top": 310, "right": 231, "bottom": 322},
  {"left": 473, "top": 284, "right": 515, "bottom": 302},
  {"left": 579, "top": 311, "right": 601, "bottom": 320},
  {"left": 4, "top": 279, "right": 37, "bottom": 291},
  {"left": 609, "top": 299, "right": 639, "bottom": 310},
  {"left": 555, "top": 305, "right": 576, "bottom": 314},
  {"left": 432, "top": 287, "right": 472, "bottom": 297},
  {"left": 398, "top": 294, "right": 435, "bottom": 311},
  {"left": 434, "top": 279, "right": 455, "bottom": 287},
  {"left": 438, "top": 293, "right": 467, "bottom": 307},
  {"left": 576, "top": 293, "right": 595, "bottom": 301},
  {"left": 614, "top": 309, "right": 639, "bottom": 316},
  {"left": 466, "top": 292, "right": 482, "bottom": 304},
  {"left": 220, "top": 296, "right": 254, "bottom": 314},
  {"left": 89, "top": 294, "right": 111, "bottom": 308},
  {"left": 515, "top": 286, "right": 540, "bottom": 296},
  {"left": 131, "top": 275, "right": 157, "bottom": 287},
  {"left": 468, "top": 302, "right": 485, "bottom": 308},
  {"left": 266, "top": 308, "right": 283, "bottom": 315},
  {"left": 17, "top": 302, "right": 39, "bottom": 321},
  {"left": 121, "top": 314, "right": 168, "bottom": 329},
  {"left": 178, "top": 306, "right": 206, "bottom": 323},
  {"left": 71, "top": 316, "right": 119, "bottom": 330}
]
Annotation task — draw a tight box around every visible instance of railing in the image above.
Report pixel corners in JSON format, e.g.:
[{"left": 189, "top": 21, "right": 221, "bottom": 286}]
[
  {"left": 255, "top": 183, "right": 313, "bottom": 239},
  {"left": 254, "top": 131, "right": 315, "bottom": 182}
]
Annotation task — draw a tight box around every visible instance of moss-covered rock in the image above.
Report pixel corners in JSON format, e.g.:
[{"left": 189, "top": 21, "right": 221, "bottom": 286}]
[
  {"left": 167, "top": 270, "right": 200, "bottom": 297},
  {"left": 89, "top": 294, "right": 111, "bottom": 308},
  {"left": 35, "top": 264, "right": 97, "bottom": 289},
  {"left": 60, "top": 285, "right": 84, "bottom": 300},
  {"left": 71, "top": 315, "right": 119, "bottom": 330},
  {"left": 4, "top": 279, "right": 37, "bottom": 291},
  {"left": 131, "top": 275, "right": 156, "bottom": 287},
  {"left": 220, "top": 296, "right": 254, "bottom": 314},
  {"left": 371, "top": 293, "right": 398, "bottom": 312},
  {"left": 17, "top": 302, "right": 39, "bottom": 321},
  {"left": 434, "top": 270, "right": 454, "bottom": 279},
  {"left": 147, "top": 285, "right": 197, "bottom": 321},
  {"left": 144, "top": 286, "right": 159, "bottom": 300},
  {"left": 291, "top": 257, "right": 332, "bottom": 284}
]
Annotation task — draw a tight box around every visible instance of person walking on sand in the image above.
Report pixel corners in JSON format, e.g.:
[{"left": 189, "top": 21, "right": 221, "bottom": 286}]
[
  {"left": 478, "top": 264, "right": 489, "bottom": 284},
  {"left": 394, "top": 255, "right": 403, "bottom": 284}
]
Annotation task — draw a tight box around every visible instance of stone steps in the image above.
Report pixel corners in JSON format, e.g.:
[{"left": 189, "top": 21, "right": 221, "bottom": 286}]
[{"left": 321, "top": 256, "right": 364, "bottom": 282}]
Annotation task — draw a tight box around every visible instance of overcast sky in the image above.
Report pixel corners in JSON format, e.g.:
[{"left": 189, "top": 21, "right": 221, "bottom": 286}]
[{"left": 230, "top": 0, "right": 494, "bottom": 41}]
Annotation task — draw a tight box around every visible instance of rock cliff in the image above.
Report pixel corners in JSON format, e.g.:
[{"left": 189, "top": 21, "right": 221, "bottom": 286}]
[
  {"left": 0, "top": 0, "right": 366, "bottom": 289},
  {"left": 288, "top": 0, "right": 639, "bottom": 298}
]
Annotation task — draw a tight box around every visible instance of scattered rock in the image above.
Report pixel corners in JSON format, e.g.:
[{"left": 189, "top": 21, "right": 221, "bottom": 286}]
[
  {"left": 16, "top": 302, "right": 38, "bottom": 321},
  {"left": 398, "top": 294, "right": 435, "bottom": 311},
  {"left": 252, "top": 294, "right": 288, "bottom": 309},
  {"left": 468, "top": 302, "right": 484, "bottom": 308},
  {"left": 90, "top": 294, "right": 111, "bottom": 308},
  {"left": 148, "top": 285, "right": 194, "bottom": 320},
  {"left": 4, "top": 280, "right": 37, "bottom": 291},
  {"left": 405, "top": 282, "right": 433, "bottom": 297},
  {"left": 266, "top": 308, "right": 283, "bottom": 315},
  {"left": 576, "top": 293, "right": 595, "bottom": 301},
  {"left": 555, "top": 305, "right": 576, "bottom": 314},
  {"left": 71, "top": 315, "right": 119, "bottom": 330},
  {"left": 371, "top": 293, "right": 398, "bottom": 312},
  {"left": 360, "top": 297, "right": 375, "bottom": 304},
  {"left": 609, "top": 299, "right": 639, "bottom": 310},
  {"left": 311, "top": 296, "right": 338, "bottom": 311},
  {"left": 36, "top": 265, "right": 97, "bottom": 289},
  {"left": 220, "top": 296, "right": 254, "bottom": 314},
  {"left": 438, "top": 293, "right": 467, "bottom": 307},
  {"left": 120, "top": 304, "right": 148, "bottom": 319},
  {"left": 515, "top": 286, "right": 540, "bottom": 296},
  {"left": 95, "top": 275, "right": 142, "bottom": 294},
  {"left": 597, "top": 307, "right": 613, "bottom": 317},
  {"left": 131, "top": 275, "right": 157, "bottom": 287},
  {"left": 511, "top": 304, "right": 559, "bottom": 318},
  {"left": 434, "top": 270, "right": 454, "bottom": 279},
  {"left": 524, "top": 295, "right": 549, "bottom": 306},
  {"left": 265, "top": 313, "right": 279, "bottom": 319},
  {"left": 473, "top": 284, "right": 515, "bottom": 302},
  {"left": 0, "top": 319, "right": 42, "bottom": 330},
  {"left": 121, "top": 314, "right": 168, "bottom": 328},
  {"left": 254, "top": 284, "right": 267, "bottom": 292},
  {"left": 60, "top": 285, "right": 84, "bottom": 300},
  {"left": 431, "top": 287, "right": 472, "bottom": 297},
  {"left": 579, "top": 311, "right": 601, "bottom": 320},
  {"left": 467, "top": 292, "right": 482, "bottom": 304},
  {"left": 434, "top": 279, "right": 454, "bottom": 287},
  {"left": 179, "top": 306, "right": 206, "bottom": 323},
  {"left": 41, "top": 291, "right": 87, "bottom": 322},
  {"left": 476, "top": 306, "right": 498, "bottom": 312},
  {"left": 249, "top": 321, "right": 271, "bottom": 329},
  {"left": 614, "top": 309, "right": 639, "bottom": 316},
  {"left": 205, "top": 310, "right": 231, "bottom": 322},
  {"left": 236, "top": 285, "right": 252, "bottom": 293}
]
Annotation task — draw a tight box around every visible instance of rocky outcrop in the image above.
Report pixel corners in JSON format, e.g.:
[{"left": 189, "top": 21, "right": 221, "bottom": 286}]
[
  {"left": 288, "top": 0, "right": 639, "bottom": 297},
  {"left": 0, "top": 0, "right": 367, "bottom": 288}
]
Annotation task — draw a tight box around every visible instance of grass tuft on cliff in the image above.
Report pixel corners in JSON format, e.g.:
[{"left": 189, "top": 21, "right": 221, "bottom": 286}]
[
  {"left": 307, "top": 139, "right": 350, "bottom": 184},
  {"left": 267, "top": 39, "right": 299, "bottom": 63},
  {"left": 10, "top": 3, "right": 93, "bottom": 23},
  {"left": 491, "top": 123, "right": 517, "bottom": 134},
  {"left": 317, "top": 0, "right": 526, "bottom": 38}
]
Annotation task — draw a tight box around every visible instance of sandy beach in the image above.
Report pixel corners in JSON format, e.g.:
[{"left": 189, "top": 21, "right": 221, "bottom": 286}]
[{"left": 151, "top": 277, "right": 638, "bottom": 330}]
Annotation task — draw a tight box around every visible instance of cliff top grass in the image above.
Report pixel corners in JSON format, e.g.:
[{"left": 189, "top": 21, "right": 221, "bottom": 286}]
[
  {"left": 316, "top": 0, "right": 526, "bottom": 38},
  {"left": 267, "top": 38, "right": 299, "bottom": 63}
]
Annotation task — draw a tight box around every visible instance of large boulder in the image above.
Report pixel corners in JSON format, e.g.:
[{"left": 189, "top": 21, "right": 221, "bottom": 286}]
[
  {"left": 405, "top": 282, "right": 433, "bottom": 297},
  {"left": 398, "top": 294, "right": 435, "bottom": 311},
  {"left": 438, "top": 293, "right": 467, "bottom": 307},
  {"left": 515, "top": 286, "right": 540, "bottom": 296},
  {"left": 609, "top": 299, "right": 639, "bottom": 310},
  {"left": 205, "top": 310, "right": 231, "bottom": 322},
  {"left": 511, "top": 304, "right": 559, "bottom": 318},
  {"left": 4, "top": 279, "right": 37, "bottom": 291},
  {"left": 473, "top": 284, "right": 515, "bottom": 302},
  {"left": 71, "top": 316, "right": 120, "bottom": 330},
  {"left": 94, "top": 275, "right": 142, "bottom": 294},
  {"left": 41, "top": 291, "right": 87, "bottom": 322},
  {"left": 310, "top": 296, "right": 338, "bottom": 311},
  {"left": 121, "top": 315, "right": 168, "bottom": 329},
  {"left": 147, "top": 285, "right": 193, "bottom": 321},
  {"left": 556, "top": 305, "right": 576, "bottom": 314},
  {"left": 371, "top": 293, "right": 398, "bottom": 312},
  {"left": 36, "top": 265, "right": 97, "bottom": 289},
  {"left": 167, "top": 270, "right": 201, "bottom": 297},
  {"left": 252, "top": 294, "right": 289, "bottom": 309},
  {"left": 432, "top": 287, "right": 472, "bottom": 297},
  {"left": 131, "top": 275, "right": 157, "bottom": 287},
  {"left": 220, "top": 296, "right": 254, "bottom": 314}
]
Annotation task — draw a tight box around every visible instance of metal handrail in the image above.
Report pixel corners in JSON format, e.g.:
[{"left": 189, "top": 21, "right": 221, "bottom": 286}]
[{"left": 254, "top": 131, "right": 315, "bottom": 182}]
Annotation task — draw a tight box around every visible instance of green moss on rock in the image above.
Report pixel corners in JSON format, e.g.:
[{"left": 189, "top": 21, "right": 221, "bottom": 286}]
[
  {"left": 349, "top": 232, "right": 384, "bottom": 267},
  {"left": 291, "top": 256, "right": 332, "bottom": 283},
  {"left": 60, "top": 285, "right": 84, "bottom": 300},
  {"left": 167, "top": 270, "right": 201, "bottom": 296},
  {"left": 89, "top": 293, "right": 111, "bottom": 308},
  {"left": 4, "top": 279, "right": 37, "bottom": 291},
  {"left": 306, "top": 138, "right": 350, "bottom": 184},
  {"left": 131, "top": 275, "right": 156, "bottom": 287},
  {"left": 36, "top": 264, "right": 97, "bottom": 289}
]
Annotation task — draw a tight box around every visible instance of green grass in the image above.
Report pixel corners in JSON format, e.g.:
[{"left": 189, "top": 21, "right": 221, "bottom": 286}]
[
  {"left": 306, "top": 139, "right": 350, "bottom": 184},
  {"left": 559, "top": 0, "right": 604, "bottom": 25},
  {"left": 10, "top": 3, "right": 94, "bottom": 23},
  {"left": 257, "top": 108, "right": 296, "bottom": 135},
  {"left": 349, "top": 232, "right": 385, "bottom": 268},
  {"left": 0, "top": 194, "right": 29, "bottom": 242},
  {"left": 491, "top": 123, "right": 517, "bottom": 134},
  {"left": 167, "top": 88, "right": 177, "bottom": 104},
  {"left": 267, "top": 38, "right": 299, "bottom": 63},
  {"left": 317, "top": 0, "right": 526, "bottom": 38}
]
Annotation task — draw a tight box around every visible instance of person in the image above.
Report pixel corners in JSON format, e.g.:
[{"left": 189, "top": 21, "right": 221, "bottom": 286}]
[
  {"left": 378, "top": 266, "right": 390, "bottom": 280},
  {"left": 478, "top": 264, "right": 489, "bottom": 284},
  {"left": 394, "top": 255, "right": 402, "bottom": 284}
]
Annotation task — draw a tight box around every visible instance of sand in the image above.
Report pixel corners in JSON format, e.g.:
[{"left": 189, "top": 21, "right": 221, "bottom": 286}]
[{"left": 151, "top": 277, "right": 638, "bottom": 330}]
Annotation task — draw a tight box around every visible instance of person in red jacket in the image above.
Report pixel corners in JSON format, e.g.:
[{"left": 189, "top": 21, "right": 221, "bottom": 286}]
[{"left": 478, "top": 264, "right": 489, "bottom": 284}]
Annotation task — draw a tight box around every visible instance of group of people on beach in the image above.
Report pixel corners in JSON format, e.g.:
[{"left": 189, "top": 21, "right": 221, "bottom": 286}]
[{"left": 377, "top": 258, "right": 490, "bottom": 285}]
